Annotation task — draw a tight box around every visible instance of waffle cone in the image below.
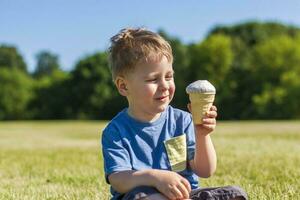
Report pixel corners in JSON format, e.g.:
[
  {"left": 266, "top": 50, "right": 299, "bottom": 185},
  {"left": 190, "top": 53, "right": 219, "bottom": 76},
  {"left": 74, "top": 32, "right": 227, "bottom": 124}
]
[{"left": 189, "top": 93, "right": 215, "bottom": 124}]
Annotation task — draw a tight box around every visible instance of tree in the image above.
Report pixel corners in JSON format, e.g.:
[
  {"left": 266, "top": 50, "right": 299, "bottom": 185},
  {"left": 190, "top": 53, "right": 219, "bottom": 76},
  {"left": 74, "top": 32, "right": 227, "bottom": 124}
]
[
  {"left": 251, "top": 35, "right": 300, "bottom": 118},
  {"left": 0, "top": 44, "right": 27, "bottom": 72},
  {"left": 189, "top": 34, "right": 233, "bottom": 85},
  {"left": 33, "top": 51, "right": 60, "bottom": 78},
  {"left": 0, "top": 68, "right": 33, "bottom": 120},
  {"left": 188, "top": 34, "right": 233, "bottom": 119},
  {"left": 28, "top": 70, "right": 70, "bottom": 119},
  {"left": 68, "top": 52, "right": 121, "bottom": 119},
  {"left": 209, "top": 21, "right": 300, "bottom": 47},
  {"left": 206, "top": 21, "right": 300, "bottom": 119}
]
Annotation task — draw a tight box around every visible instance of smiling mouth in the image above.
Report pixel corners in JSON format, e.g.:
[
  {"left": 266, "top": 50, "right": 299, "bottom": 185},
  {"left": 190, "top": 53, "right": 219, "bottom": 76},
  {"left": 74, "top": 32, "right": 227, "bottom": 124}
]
[{"left": 156, "top": 95, "right": 169, "bottom": 101}]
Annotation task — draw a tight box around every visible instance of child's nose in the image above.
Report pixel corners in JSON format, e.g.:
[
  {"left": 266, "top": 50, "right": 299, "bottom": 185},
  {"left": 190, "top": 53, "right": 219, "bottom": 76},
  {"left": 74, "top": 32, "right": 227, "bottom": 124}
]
[{"left": 159, "top": 79, "right": 169, "bottom": 90}]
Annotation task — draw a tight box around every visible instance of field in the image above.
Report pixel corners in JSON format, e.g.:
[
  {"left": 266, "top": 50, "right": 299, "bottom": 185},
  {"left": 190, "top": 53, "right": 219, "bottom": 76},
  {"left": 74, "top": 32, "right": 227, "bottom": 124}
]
[{"left": 0, "top": 121, "right": 299, "bottom": 200}]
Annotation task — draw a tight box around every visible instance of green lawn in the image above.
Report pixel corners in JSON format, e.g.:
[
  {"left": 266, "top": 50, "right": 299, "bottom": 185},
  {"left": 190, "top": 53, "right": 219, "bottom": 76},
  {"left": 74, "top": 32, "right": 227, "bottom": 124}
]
[{"left": 0, "top": 121, "right": 299, "bottom": 200}]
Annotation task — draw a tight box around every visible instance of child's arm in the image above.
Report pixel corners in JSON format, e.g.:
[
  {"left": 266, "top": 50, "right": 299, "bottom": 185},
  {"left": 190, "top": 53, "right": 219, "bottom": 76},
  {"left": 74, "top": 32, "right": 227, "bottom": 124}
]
[
  {"left": 108, "top": 170, "right": 153, "bottom": 193},
  {"left": 109, "top": 169, "right": 191, "bottom": 199},
  {"left": 188, "top": 105, "right": 217, "bottom": 178}
]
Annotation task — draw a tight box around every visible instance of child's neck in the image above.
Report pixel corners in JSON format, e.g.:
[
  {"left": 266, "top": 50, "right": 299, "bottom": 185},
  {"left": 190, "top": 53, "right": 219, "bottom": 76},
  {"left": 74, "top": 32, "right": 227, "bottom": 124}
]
[{"left": 127, "top": 108, "right": 162, "bottom": 123}]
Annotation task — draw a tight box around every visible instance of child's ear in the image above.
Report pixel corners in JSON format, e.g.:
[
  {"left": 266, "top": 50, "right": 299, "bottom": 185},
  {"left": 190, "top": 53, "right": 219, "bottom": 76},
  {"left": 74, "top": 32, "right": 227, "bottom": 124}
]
[{"left": 115, "top": 76, "right": 128, "bottom": 96}]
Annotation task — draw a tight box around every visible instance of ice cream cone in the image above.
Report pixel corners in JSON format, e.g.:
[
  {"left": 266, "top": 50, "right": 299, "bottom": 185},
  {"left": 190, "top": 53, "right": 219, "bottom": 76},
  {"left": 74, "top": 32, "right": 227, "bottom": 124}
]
[
  {"left": 186, "top": 80, "right": 216, "bottom": 124},
  {"left": 189, "top": 93, "right": 215, "bottom": 124}
]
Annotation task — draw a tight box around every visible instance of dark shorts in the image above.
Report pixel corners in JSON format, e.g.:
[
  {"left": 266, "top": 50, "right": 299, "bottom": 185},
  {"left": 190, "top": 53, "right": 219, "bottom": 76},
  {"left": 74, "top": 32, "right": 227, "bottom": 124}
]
[{"left": 121, "top": 185, "right": 248, "bottom": 200}]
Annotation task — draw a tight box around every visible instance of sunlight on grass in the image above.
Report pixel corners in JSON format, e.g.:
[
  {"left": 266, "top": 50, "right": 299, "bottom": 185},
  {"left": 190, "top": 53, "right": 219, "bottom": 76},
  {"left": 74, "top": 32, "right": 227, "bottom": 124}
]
[{"left": 0, "top": 120, "right": 299, "bottom": 199}]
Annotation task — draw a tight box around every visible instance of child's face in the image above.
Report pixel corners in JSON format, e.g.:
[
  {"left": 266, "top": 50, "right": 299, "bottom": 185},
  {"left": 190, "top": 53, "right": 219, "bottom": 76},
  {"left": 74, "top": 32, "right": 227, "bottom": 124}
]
[{"left": 125, "top": 56, "right": 175, "bottom": 120}]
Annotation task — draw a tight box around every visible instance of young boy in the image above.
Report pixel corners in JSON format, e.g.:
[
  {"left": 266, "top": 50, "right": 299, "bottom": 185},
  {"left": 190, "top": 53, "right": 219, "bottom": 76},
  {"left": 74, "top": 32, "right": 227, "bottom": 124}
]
[{"left": 101, "top": 28, "right": 248, "bottom": 200}]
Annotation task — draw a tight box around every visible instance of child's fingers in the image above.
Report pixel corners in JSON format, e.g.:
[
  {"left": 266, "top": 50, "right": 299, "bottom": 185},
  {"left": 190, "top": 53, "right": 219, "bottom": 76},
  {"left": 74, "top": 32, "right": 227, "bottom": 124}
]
[
  {"left": 202, "top": 124, "right": 215, "bottom": 131},
  {"left": 205, "top": 110, "right": 217, "bottom": 118},
  {"left": 177, "top": 182, "right": 190, "bottom": 199},
  {"left": 202, "top": 118, "right": 216, "bottom": 124},
  {"left": 163, "top": 189, "right": 177, "bottom": 200},
  {"left": 181, "top": 178, "right": 191, "bottom": 193},
  {"left": 170, "top": 187, "right": 184, "bottom": 199},
  {"left": 210, "top": 105, "right": 217, "bottom": 111}
]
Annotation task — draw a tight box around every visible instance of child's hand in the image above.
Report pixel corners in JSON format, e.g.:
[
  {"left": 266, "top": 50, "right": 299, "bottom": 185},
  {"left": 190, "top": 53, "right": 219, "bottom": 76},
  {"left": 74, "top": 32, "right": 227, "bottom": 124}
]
[
  {"left": 188, "top": 104, "right": 217, "bottom": 136},
  {"left": 151, "top": 169, "right": 191, "bottom": 200}
]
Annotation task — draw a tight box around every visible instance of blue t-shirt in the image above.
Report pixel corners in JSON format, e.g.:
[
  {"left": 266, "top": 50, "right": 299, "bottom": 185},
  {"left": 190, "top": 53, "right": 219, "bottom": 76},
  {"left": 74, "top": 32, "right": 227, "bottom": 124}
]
[{"left": 101, "top": 106, "right": 198, "bottom": 199}]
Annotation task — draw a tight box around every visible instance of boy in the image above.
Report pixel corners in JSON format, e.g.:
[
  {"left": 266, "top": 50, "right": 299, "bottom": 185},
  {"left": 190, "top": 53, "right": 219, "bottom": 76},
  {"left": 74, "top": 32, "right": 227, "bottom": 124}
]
[{"left": 101, "top": 28, "right": 247, "bottom": 200}]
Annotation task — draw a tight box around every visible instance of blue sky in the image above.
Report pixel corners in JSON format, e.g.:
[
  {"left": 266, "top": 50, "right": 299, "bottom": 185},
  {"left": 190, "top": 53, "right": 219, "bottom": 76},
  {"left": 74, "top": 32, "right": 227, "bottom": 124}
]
[{"left": 1, "top": 0, "right": 300, "bottom": 72}]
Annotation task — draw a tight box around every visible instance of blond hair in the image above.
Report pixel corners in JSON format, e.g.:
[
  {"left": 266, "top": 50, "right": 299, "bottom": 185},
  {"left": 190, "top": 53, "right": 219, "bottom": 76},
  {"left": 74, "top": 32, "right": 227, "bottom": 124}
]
[{"left": 108, "top": 28, "right": 173, "bottom": 80}]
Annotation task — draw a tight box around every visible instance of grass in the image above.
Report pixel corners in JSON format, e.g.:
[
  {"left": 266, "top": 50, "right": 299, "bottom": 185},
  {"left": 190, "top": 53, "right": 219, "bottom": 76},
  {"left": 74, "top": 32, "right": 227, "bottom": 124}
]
[{"left": 0, "top": 120, "right": 299, "bottom": 199}]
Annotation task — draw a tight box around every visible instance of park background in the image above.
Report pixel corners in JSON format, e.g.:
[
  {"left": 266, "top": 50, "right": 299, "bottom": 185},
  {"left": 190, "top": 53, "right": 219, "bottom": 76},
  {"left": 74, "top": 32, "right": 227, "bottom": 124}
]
[{"left": 0, "top": 0, "right": 299, "bottom": 199}]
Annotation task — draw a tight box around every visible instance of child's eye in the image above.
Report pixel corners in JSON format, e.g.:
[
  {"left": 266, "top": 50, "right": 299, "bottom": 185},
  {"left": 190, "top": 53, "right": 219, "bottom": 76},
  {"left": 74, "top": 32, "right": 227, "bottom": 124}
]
[
  {"left": 165, "top": 75, "right": 174, "bottom": 80},
  {"left": 146, "top": 78, "right": 157, "bottom": 82}
]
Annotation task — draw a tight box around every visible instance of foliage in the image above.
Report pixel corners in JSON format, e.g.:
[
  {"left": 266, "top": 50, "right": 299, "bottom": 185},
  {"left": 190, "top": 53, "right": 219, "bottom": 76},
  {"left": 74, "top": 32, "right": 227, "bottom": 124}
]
[
  {"left": 1, "top": 21, "right": 300, "bottom": 119},
  {"left": 67, "top": 52, "right": 123, "bottom": 119},
  {"left": 0, "top": 68, "right": 33, "bottom": 119},
  {"left": 209, "top": 21, "right": 300, "bottom": 46},
  {"left": 251, "top": 35, "right": 300, "bottom": 118},
  {"left": 28, "top": 70, "right": 70, "bottom": 119},
  {"left": 188, "top": 34, "right": 234, "bottom": 118},
  {"left": 0, "top": 44, "right": 27, "bottom": 72},
  {"left": 33, "top": 51, "right": 60, "bottom": 78},
  {"left": 207, "top": 21, "right": 300, "bottom": 119}
]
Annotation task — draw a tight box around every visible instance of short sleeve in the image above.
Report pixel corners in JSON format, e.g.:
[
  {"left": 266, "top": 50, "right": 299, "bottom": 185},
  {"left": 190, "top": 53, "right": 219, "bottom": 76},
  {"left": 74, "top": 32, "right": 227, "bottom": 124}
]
[
  {"left": 101, "top": 128, "right": 132, "bottom": 184},
  {"left": 184, "top": 114, "right": 196, "bottom": 161}
]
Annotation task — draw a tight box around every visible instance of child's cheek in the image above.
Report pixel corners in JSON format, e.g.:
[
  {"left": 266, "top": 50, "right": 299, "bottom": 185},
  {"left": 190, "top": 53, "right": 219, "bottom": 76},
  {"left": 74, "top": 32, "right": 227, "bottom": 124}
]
[{"left": 169, "top": 82, "right": 176, "bottom": 97}]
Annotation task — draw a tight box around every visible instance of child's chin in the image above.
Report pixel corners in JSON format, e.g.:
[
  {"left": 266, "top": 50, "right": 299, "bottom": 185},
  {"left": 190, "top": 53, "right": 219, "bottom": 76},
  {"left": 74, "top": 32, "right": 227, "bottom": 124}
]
[{"left": 156, "top": 104, "right": 168, "bottom": 112}]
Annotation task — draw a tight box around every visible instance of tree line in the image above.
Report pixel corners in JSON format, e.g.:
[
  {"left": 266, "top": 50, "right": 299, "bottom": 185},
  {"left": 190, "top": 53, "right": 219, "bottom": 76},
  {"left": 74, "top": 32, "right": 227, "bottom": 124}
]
[{"left": 1, "top": 21, "right": 300, "bottom": 120}]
